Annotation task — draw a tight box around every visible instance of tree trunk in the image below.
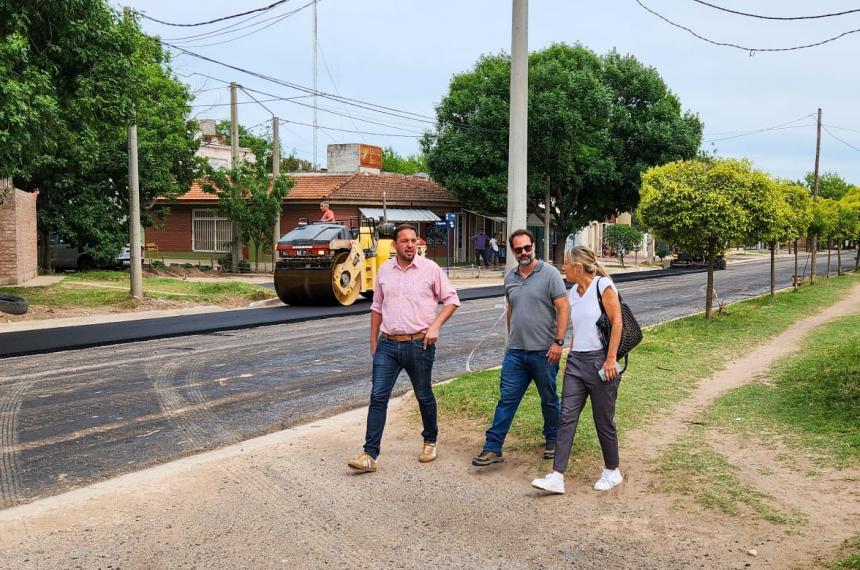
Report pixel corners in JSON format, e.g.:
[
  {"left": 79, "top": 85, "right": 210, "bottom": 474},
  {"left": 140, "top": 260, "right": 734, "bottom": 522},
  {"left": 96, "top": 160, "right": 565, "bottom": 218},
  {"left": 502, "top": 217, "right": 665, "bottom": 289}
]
[
  {"left": 38, "top": 226, "right": 51, "bottom": 271},
  {"left": 826, "top": 238, "right": 832, "bottom": 277},
  {"left": 855, "top": 240, "right": 860, "bottom": 270},
  {"left": 836, "top": 240, "right": 842, "bottom": 276},
  {"left": 255, "top": 242, "right": 260, "bottom": 273},
  {"left": 705, "top": 242, "right": 715, "bottom": 319},
  {"left": 794, "top": 239, "right": 799, "bottom": 290},
  {"left": 770, "top": 241, "right": 776, "bottom": 300}
]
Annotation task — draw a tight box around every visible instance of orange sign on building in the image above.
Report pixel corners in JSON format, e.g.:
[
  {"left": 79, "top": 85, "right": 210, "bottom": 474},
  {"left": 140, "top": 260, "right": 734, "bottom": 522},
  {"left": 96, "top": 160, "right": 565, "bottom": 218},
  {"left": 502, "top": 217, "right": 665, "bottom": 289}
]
[{"left": 359, "top": 144, "right": 383, "bottom": 170}]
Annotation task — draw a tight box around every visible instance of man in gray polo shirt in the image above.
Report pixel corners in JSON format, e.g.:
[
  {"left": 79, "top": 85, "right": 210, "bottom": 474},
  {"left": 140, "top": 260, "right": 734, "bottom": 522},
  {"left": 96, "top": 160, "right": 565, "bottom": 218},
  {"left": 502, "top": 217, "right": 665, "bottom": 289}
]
[{"left": 473, "top": 229, "right": 570, "bottom": 466}]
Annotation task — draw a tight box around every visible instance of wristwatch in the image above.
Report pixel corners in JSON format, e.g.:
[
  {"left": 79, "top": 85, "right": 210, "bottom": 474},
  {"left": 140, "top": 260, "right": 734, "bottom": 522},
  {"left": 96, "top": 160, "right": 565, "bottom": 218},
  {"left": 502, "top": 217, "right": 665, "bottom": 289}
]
[{"left": 554, "top": 338, "right": 565, "bottom": 346}]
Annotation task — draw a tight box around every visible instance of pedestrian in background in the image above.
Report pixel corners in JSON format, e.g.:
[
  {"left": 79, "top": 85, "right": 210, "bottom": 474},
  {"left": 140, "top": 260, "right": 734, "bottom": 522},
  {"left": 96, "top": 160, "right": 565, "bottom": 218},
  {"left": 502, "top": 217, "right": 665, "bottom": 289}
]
[
  {"left": 489, "top": 233, "right": 501, "bottom": 268},
  {"left": 531, "top": 245, "right": 624, "bottom": 495},
  {"left": 472, "top": 229, "right": 569, "bottom": 467},
  {"left": 348, "top": 224, "right": 460, "bottom": 473},
  {"left": 472, "top": 229, "right": 490, "bottom": 267}
]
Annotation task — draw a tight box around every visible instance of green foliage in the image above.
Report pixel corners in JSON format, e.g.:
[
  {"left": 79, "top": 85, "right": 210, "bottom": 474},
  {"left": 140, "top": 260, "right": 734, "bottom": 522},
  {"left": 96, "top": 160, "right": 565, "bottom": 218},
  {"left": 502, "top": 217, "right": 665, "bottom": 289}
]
[
  {"left": 215, "top": 121, "right": 313, "bottom": 173},
  {"left": 802, "top": 171, "right": 855, "bottom": 200},
  {"left": 776, "top": 182, "right": 813, "bottom": 242},
  {"left": 202, "top": 161, "right": 293, "bottom": 271},
  {"left": 1, "top": 1, "right": 201, "bottom": 264},
  {"left": 655, "top": 243, "right": 671, "bottom": 262},
  {"left": 381, "top": 147, "right": 427, "bottom": 174},
  {"left": 425, "top": 43, "right": 702, "bottom": 259},
  {"left": 638, "top": 158, "right": 777, "bottom": 316},
  {"left": 810, "top": 199, "right": 839, "bottom": 240},
  {"left": 602, "top": 224, "right": 642, "bottom": 266}
]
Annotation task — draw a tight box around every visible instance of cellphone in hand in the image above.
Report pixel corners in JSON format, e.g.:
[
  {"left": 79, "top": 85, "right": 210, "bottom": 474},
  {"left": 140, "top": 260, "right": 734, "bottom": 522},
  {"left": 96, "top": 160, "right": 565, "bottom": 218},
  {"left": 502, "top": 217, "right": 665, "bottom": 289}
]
[{"left": 598, "top": 361, "right": 624, "bottom": 382}]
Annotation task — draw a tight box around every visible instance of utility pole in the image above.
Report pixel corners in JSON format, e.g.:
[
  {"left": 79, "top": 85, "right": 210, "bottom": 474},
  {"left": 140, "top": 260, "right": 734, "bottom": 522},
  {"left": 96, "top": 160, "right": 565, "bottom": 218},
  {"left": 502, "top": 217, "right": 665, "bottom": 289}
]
[
  {"left": 272, "top": 116, "right": 281, "bottom": 271},
  {"left": 810, "top": 107, "right": 822, "bottom": 284},
  {"left": 506, "top": 0, "right": 529, "bottom": 272},
  {"left": 544, "top": 187, "right": 550, "bottom": 262},
  {"left": 312, "top": 0, "right": 319, "bottom": 171},
  {"left": 230, "top": 82, "right": 241, "bottom": 273},
  {"left": 124, "top": 7, "right": 142, "bottom": 299}
]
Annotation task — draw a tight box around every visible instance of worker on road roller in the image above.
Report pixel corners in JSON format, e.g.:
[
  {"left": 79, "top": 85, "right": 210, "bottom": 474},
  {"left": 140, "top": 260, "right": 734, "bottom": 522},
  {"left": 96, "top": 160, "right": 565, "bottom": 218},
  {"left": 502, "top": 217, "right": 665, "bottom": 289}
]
[{"left": 275, "top": 218, "right": 415, "bottom": 306}]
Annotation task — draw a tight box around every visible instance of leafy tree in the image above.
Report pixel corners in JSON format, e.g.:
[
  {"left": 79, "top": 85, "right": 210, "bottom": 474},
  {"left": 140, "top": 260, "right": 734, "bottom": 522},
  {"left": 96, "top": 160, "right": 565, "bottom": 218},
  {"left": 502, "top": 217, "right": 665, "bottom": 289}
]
[
  {"left": 802, "top": 171, "right": 854, "bottom": 201},
  {"left": 840, "top": 187, "right": 860, "bottom": 269},
  {"left": 809, "top": 199, "right": 839, "bottom": 277},
  {"left": 638, "top": 158, "right": 772, "bottom": 319},
  {"left": 602, "top": 224, "right": 642, "bottom": 267},
  {"left": 381, "top": 147, "right": 427, "bottom": 175},
  {"left": 831, "top": 201, "right": 859, "bottom": 276},
  {"left": 1, "top": 1, "right": 200, "bottom": 266},
  {"left": 424, "top": 43, "right": 703, "bottom": 262},
  {"left": 202, "top": 161, "right": 293, "bottom": 272},
  {"left": 775, "top": 182, "right": 813, "bottom": 288},
  {"left": 215, "top": 121, "right": 313, "bottom": 172},
  {"left": 655, "top": 243, "right": 671, "bottom": 267}
]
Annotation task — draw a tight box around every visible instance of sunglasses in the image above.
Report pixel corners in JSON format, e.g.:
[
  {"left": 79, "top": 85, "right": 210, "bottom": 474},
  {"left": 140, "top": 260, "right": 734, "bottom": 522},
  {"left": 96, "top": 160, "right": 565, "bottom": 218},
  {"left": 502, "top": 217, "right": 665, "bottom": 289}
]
[{"left": 512, "top": 244, "right": 533, "bottom": 254}]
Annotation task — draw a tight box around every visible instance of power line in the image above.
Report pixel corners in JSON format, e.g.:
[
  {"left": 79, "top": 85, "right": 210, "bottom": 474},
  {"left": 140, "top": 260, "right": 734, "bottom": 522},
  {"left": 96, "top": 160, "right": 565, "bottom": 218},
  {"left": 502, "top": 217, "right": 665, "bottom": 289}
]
[
  {"left": 161, "top": 5, "right": 286, "bottom": 42},
  {"left": 703, "top": 114, "right": 814, "bottom": 137},
  {"left": 239, "top": 86, "right": 276, "bottom": 116},
  {"left": 702, "top": 114, "right": 816, "bottom": 142},
  {"left": 635, "top": 0, "right": 860, "bottom": 53},
  {"left": 822, "top": 126, "right": 860, "bottom": 153},
  {"left": 190, "top": 95, "right": 312, "bottom": 108},
  {"left": 824, "top": 124, "right": 860, "bottom": 134},
  {"left": 690, "top": 0, "right": 860, "bottom": 21},
  {"left": 176, "top": 1, "right": 315, "bottom": 48},
  {"left": 281, "top": 118, "right": 428, "bottom": 139},
  {"left": 139, "top": 0, "right": 295, "bottom": 28},
  {"left": 318, "top": 41, "right": 366, "bottom": 143}
]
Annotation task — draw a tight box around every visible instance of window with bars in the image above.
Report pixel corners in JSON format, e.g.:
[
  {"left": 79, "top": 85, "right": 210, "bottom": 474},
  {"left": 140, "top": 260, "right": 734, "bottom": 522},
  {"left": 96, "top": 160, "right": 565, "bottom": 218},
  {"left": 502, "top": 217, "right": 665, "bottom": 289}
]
[{"left": 192, "top": 209, "right": 232, "bottom": 252}]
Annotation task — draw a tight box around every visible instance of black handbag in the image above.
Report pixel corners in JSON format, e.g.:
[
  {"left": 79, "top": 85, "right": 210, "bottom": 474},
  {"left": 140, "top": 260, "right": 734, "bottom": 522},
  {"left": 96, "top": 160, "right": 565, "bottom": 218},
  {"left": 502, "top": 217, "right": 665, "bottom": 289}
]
[{"left": 595, "top": 277, "right": 643, "bottom": 370}]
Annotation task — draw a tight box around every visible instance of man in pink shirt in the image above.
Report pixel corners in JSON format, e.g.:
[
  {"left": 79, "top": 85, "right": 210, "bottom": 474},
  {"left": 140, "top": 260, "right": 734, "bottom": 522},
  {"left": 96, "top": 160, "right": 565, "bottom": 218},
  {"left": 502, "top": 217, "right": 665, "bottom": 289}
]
[
  {"left": 348, "top": 224, "right": 460, "bottom": 473},
  {"left": 319, "top": 201, "right": 335, "bottom": 222}
]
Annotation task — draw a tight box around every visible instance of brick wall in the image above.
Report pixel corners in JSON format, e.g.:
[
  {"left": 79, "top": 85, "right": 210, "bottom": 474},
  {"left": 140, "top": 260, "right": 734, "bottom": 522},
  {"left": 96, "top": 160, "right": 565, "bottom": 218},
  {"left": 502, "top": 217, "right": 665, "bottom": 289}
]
[
  {"left": 0, "top": 184, "right": 37, "bottom": 285},
  {"left": 147, "top": 206, "right": 193, "bottom": 252}
]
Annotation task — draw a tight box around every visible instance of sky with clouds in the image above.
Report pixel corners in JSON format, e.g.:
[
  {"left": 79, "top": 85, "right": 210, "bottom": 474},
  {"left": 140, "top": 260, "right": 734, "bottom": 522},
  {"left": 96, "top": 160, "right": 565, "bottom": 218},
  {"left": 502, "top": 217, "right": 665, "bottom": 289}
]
[{"left": 131, "top": 0, "right": 860, "bottom": 183}]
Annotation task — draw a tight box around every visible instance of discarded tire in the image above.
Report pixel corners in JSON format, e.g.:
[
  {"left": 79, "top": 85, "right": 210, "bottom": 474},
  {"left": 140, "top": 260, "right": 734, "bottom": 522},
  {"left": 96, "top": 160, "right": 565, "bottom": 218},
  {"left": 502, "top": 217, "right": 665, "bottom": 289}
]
[{"left": 0, "top": 294, "right": 28, "bottom": 315}]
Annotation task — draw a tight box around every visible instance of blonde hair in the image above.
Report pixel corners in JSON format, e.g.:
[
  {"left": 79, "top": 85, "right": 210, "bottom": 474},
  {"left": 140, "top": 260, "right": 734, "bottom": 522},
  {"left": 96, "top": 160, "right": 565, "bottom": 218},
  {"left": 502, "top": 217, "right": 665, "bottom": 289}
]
[{"left": 564, "top": 245, "right": 609, "bottom": 277}]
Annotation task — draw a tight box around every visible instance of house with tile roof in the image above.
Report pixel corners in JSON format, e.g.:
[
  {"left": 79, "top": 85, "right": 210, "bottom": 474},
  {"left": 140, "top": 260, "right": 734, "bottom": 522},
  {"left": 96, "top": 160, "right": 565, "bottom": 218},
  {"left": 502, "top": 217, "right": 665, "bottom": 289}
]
[{"left": 146, "top": 144, "right": 463, "bottom": 263}]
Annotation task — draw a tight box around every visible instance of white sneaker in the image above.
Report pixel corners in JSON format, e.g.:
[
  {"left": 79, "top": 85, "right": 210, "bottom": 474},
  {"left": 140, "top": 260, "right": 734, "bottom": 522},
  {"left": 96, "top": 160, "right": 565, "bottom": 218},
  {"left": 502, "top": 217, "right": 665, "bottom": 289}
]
[
  {"left": 593, "top": 468, "right": 623, "bottom": 491},
  {"left": 531, "top": 471, "right": 566, "bottom": 494}
]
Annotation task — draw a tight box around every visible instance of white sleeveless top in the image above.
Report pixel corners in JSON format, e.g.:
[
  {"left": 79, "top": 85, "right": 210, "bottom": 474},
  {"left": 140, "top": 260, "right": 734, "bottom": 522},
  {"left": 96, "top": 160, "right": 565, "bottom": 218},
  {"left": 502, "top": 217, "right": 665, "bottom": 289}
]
[{"left": 568, "top": 276, "right": 617, "bottom": 352}]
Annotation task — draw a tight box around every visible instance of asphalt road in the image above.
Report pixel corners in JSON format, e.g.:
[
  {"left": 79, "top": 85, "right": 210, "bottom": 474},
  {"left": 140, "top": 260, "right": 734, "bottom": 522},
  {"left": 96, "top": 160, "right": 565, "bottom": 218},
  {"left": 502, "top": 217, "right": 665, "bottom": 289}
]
[{"left": 0, "top": 256, "right": 855, "bottom": 509}]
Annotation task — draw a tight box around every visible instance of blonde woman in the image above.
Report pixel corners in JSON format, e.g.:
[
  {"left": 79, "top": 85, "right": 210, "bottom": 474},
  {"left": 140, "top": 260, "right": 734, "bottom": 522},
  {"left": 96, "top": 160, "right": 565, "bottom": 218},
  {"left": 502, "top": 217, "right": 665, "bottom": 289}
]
[{"left": 531, "top": 246, "right": 624, "bottom": 494}]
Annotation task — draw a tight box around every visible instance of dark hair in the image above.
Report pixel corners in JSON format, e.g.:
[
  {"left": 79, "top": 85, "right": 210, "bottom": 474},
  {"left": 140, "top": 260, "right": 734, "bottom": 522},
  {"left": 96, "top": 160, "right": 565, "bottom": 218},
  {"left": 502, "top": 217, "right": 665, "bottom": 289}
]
[
  {"left": 508, "top": 228, "right": 534, "bottom": 244},
  {"left": 394, "top": 223, "right": 417, "bottom": 240}
]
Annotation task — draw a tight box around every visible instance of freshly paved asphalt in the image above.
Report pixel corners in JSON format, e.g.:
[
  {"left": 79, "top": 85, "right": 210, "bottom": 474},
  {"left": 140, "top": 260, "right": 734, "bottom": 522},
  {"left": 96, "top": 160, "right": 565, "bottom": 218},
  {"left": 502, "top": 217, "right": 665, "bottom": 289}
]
[{"left": 0, "top": 256, "right": 854, "bottom": 508}]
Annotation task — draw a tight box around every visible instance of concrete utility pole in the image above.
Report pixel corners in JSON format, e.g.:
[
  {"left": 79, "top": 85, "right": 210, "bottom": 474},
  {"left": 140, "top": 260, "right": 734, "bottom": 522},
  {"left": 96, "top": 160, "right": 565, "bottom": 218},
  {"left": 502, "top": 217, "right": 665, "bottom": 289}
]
[
  {"left": 230, "top": 82, "right": 241, "bottom": 273},
  {"left": 123, "top": 7, "right": 142, "bottom": 299},
  {"left": 312, "top": 0, "right": 319, "bottom": 171},
  {"left": 272, "top": 116, "right": 281, "bottom": 271},
  {"left": 810, "top": 107, "right": 822, "bottom": 284},
  {"left": 506, "top": 0, "right": 528, "bottom": 271},
  {"left": 544, "top": 188, "right": 551, "bottom": 262},
  {"left": 127, "top": 117, "right": 143, "bottom": 299}
]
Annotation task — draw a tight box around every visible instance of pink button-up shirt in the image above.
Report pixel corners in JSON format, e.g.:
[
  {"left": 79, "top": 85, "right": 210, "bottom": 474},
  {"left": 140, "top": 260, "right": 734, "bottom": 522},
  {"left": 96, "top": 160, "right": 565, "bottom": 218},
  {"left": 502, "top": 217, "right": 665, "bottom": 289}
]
[{"left": 371, "top": 254, "right": 460, "bottom": 335}]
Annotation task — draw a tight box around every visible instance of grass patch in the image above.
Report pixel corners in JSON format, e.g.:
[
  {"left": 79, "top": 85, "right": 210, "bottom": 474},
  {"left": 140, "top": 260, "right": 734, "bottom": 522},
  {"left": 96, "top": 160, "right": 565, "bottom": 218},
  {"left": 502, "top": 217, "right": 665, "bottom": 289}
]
[
  {"left": 654, "top": 428, "right": 804, "bottom": 524},
  {"left": 826, "top": 534, "right": 860, "bottom": 569},
  {"left": 435, "top": 273, "right": 859, "bottom": 473},
  {"left": 706, "top": 314, "right": 860, "bottom": 468},
  {"left": 0, "top": 271, "right": 275, "bottom": 308}
]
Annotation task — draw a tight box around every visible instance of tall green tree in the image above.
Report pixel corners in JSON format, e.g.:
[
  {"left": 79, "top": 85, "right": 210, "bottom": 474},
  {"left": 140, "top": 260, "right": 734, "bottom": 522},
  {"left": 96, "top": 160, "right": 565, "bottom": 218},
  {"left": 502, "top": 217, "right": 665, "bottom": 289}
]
[
  {"left": 602, "top": 224, "right": 643, "bottom": 267},
  {"left": 202, "top": 161, "right": 293, "bottom": 272},
  {"left": 381, "top": 147, "right": 427, "bottom": 175},
  {"left": 0, "top": 1, "right": 201, "bottom": 266},
  {"left": 424, "top": 43, "right": 703, "bottom": 261},
  {"left": 638, "top": 158, "right": 771, "bottom": 319},
  {"left": 775, "top": 182, "right": 813, "bottom": 289},
  {"left": 840, "top": 187, "right": 860, "bottom": 269},
  {"left": 809, "top": 199, "right": 839, "bottom": 277},
  {"left": 802, "top": 171, "right": 854, "bottom": 201}
]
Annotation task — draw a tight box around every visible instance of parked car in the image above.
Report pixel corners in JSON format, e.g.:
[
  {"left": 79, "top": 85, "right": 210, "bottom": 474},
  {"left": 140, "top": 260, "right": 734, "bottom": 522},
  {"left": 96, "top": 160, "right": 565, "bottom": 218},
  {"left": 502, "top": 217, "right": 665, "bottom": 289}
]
[
  {"left": 670, "top": 251, "right": 726, "bottom": 270},
  {"left": 48, "top": 234, "right": 128, "bottom": 271}
]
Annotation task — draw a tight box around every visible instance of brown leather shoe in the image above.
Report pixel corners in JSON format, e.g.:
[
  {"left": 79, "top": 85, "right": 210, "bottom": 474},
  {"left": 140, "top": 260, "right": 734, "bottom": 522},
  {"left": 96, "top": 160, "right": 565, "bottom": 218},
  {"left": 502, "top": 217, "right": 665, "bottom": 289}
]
[
  {"left": 419, "top": 442, "right": 437, "bottom": 463},
  {"left": 348, "top": 452, "right": 378, "bottom": 472}
]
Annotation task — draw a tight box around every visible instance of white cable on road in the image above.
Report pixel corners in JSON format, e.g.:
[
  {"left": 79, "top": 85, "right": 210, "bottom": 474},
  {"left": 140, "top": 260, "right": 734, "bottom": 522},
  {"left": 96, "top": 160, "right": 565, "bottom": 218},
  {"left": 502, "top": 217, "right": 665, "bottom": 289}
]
[{"left": 465, "top": 304, "right": 507, "bottom": 372}]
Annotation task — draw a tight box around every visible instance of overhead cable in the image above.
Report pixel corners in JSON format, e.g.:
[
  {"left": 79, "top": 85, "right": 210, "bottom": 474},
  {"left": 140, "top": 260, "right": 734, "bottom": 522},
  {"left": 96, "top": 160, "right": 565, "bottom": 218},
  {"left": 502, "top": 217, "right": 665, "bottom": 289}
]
[
  {"left": 139, "top": 0, "right": 295, "bottom": 27},
  {"left": 822, "top": 126, "right": 860, "bottom": 153},
  {"left": 690, "top": 0, "right": 860, "bottom": 21}
]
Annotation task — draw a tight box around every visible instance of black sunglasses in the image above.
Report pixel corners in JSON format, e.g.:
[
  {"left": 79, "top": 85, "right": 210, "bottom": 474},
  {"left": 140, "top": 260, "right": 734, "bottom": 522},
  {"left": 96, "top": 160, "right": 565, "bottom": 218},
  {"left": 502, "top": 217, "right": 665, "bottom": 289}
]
[{"left": 513, "top": 244, "right": 533, "bottom": 254}]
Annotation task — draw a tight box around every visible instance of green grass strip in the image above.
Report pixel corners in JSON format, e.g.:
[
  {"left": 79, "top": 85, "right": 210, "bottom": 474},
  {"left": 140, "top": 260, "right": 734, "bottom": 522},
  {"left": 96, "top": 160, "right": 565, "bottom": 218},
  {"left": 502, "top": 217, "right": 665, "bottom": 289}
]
[
  {"left": 435, "top": 273, "right": 859, "bottom": 473},
  {"left": 707, "top": 313, "right": 860, "bottom": 468}
]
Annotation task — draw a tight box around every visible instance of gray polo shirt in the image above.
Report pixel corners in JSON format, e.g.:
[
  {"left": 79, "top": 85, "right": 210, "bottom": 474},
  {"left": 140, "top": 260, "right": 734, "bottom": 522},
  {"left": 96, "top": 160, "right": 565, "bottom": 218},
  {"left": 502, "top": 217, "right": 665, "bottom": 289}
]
[{"left": 505, "top": 260, "right": 567, "bottom": 350}]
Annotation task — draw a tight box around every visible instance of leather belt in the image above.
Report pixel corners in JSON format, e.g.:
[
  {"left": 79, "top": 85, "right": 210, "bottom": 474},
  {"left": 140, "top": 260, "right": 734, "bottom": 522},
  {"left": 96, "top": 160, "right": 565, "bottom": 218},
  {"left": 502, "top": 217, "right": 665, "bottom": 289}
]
[{"left": 381, "top": 332, "right": 427, "bottom": 342}]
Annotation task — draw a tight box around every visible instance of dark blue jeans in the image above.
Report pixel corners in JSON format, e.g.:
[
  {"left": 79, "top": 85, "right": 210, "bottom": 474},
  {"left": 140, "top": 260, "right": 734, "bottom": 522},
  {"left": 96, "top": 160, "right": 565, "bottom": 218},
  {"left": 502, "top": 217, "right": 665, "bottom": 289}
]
[
  {"left": 483, "top": 349, "right": 560, "bottom": 453},
  {"left": 363, "top": 337, "right": 437, "bottom": 459}
]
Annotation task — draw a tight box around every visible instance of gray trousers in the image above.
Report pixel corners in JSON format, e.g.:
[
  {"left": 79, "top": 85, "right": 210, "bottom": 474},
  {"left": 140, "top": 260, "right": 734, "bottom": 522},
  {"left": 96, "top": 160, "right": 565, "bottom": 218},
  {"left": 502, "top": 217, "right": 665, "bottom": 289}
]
[{"left": 553, "top": 349, "right": 621, "bottom": 472}]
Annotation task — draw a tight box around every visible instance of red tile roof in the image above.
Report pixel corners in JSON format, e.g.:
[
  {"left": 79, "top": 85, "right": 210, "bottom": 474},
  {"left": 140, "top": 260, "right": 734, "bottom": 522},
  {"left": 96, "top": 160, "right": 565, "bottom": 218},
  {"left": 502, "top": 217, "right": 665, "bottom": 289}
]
[{"left": 165, "top": 173, "right": 460, "bottom": 207}]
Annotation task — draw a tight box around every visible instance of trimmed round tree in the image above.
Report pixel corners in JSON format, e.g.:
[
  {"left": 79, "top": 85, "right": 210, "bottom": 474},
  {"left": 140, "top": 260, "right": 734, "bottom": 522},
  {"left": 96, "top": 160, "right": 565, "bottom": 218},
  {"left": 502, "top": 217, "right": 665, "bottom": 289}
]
[
  {"left": 603, "top": 224, "right": 643, "bottom": 267},
  {"left": 638, "top": 158, "right": 766, "bottom": 319}
]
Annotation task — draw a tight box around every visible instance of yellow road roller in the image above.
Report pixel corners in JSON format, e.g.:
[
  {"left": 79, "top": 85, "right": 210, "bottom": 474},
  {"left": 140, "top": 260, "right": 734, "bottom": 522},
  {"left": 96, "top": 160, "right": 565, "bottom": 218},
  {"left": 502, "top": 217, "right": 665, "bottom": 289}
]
[{"left": 274, "top": 218, "right": 397, "bottom": 306}]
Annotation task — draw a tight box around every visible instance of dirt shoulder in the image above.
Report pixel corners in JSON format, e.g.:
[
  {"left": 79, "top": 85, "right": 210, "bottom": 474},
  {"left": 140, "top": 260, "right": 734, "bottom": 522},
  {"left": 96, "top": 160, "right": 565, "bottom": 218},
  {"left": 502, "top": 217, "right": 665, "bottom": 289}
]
[{"left": 1, "top": 285, "right": 857, "bottom": 568}]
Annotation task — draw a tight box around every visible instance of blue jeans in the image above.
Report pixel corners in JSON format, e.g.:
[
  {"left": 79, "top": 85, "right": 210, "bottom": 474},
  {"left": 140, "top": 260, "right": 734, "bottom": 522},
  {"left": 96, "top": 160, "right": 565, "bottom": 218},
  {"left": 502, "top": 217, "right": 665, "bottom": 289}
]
[
  {"left": 483, "top": 349, "right": 560, "bottom": 453},
  {"left": 363, "top": 337, "right": 437, "bottom": 459}
]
